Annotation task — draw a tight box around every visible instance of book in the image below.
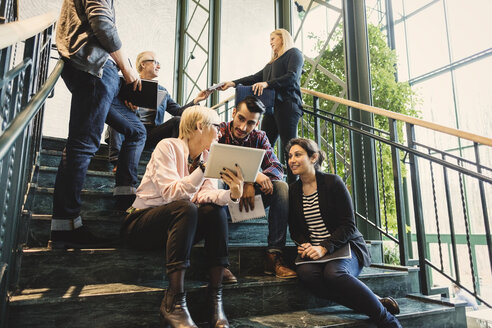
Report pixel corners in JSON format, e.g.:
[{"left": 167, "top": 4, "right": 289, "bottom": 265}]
[
  {"left": 295, "top": 243, "right": 351, "bottom": 265},
  {"left": 227, "top": 195, "right": 266, "bottom": 223},
  {"left": 118, "top": 77, "right": 159, "bottom": 109}
]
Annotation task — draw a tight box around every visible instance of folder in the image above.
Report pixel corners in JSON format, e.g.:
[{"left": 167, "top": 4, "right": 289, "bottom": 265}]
[{"left": 118, "top": 77, "right": 159, "bottom": 109}]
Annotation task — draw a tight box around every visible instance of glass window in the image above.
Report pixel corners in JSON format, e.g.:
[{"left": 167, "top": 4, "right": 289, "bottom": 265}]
[
  {"left": 219, "top": 0, "right": 275, "bottom": 103},
  {"left": 445, "top": 0, "right": 492, "bottom": 60},
  {"left": 405, "top": 1, "right": 449, "bottom": 78}
]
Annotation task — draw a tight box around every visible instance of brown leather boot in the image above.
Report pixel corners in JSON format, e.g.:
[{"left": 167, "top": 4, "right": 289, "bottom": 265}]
[
  {"left": 159, "top": 291, "right": 198, "bottom": 328},
  {"left": 222, "top": 268, "right": 238, "bottom": 284},
  {"left": 380, "top": 296, "right": 400, "bottom": 315},
  {"left": 264, "top": 252, "right": 297, "bottom": 279},
  {"left": 208, "top": 286, "right": 229, "bottom": 328}
]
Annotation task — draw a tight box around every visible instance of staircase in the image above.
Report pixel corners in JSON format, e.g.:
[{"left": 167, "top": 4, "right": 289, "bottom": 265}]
[{"left": 8, "top": 137, "right": 468, "bottom": 327}]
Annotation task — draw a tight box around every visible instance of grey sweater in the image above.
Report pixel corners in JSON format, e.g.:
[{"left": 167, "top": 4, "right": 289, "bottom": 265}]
[{"left": 56, "top": 0, "right": 122, "bottom": 77}]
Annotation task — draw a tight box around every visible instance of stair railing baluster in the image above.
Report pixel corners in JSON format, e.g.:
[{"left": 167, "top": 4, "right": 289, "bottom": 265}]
[{"left": 428, "top": 149, "right": 444, "bottom": 272}]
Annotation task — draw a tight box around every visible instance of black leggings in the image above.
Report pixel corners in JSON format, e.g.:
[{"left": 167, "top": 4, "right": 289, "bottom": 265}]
[
  {"left": 261, "top": 100, "right": 302, "bottom": 184},
  {"left": 121, "top": 200, "right": 229, "bottom": 274}
]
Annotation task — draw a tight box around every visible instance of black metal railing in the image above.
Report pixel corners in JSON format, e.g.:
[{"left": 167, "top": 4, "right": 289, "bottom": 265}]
[
  {"left": 0, "top": 11, "right": 61, "bottom": 326},
  {"left": 212, "top": 88, "right": 492, "bottom": 307}
]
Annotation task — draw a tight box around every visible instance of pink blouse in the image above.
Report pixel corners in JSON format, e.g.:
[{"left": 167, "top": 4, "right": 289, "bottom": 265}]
[{"left": 132, "top": 138, "right": 233, "bottom": 209}]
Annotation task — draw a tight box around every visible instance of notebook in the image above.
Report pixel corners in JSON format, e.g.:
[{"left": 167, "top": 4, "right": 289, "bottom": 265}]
[
  {"left": 118, "top": 78, "right": 159, "bottom": 109},
  {"left": 235, "top": 85, "right": 275, "bottom": 115},
  {"left": 295, "top": 243, "right": 352, "bottom": 265},
  {"left": 228, "top": 195, "right": 266, "bottom": 223}
]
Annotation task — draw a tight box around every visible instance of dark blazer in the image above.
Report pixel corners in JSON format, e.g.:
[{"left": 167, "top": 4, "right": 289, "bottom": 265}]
[{"left": 288, "top": 171, "right": 371, "bottom": 267}]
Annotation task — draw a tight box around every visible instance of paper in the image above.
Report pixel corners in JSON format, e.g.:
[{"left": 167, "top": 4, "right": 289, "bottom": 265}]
[
  {"left": 295, "top": 243, "right": 351, "bottom": 265},
  {"left": 228, "top": 195, "right": 266, "bottom": 223},
  {"left": 207, "top": 82, "right": 225, "bottom": 92},
  {"left": 157, "top": 90, "right": 167, "bottom": 107}
]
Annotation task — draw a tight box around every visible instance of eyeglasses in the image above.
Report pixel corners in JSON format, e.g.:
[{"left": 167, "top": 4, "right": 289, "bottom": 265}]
[
  {"left": 142, "top": 59, "right": 160, "bottom": 66},
  {"left": 210, "top": 123, "right": 221, "bottom": 132}
]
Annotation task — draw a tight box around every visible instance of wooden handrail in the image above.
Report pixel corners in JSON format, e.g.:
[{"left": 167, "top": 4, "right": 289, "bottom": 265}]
[
  {"left": 211, "top": 94, "right": 235, "bottom": 110},
  {"left": 0, "top": 11, "right": 58, "bottom": 49},
  {"left": 301, "top": 87, "right": 492, "bottom": 147}
]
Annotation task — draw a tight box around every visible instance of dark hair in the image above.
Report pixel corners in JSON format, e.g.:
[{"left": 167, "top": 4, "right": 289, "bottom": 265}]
[
  {"left": 237, "top": 95, "right": 266, "bottom": 114},
  {"left": 286, "top": 138, "right": 325, "bottom": 170}
]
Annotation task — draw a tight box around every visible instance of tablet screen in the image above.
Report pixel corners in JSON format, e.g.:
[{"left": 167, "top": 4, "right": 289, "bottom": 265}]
[{"left": 204, "top": 143, "right": 265, "bottom": 183}]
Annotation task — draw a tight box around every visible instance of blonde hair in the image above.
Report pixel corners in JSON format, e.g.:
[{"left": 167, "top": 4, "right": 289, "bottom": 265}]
[
  {"left": 135, "top": 51, "right": 155, "bottom": 73},
  {"left": 178, "top": 105, "right": 220, "bottom": 139},
  {"left": 269, "top": 29, "right": 295, "bottom": 63}
]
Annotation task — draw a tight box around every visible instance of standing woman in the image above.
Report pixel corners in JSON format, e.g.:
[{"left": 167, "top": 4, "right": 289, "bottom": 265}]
[
  {"left": 121, "top": 106, "right": 244, "bottom": 328},
  {"left": 286, "top": 138, "right": 402, "bottom": 328},
  {"left": 221, "top": 29, "right": 303, "bottom": 183}
]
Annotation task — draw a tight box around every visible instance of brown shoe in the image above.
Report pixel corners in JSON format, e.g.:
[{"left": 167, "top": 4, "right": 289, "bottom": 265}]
[
  {"left": 380, "top": 296, "right": 400, "bottom": 315},
  {"left": 264, "top": 252, "right": 297, "bottom": 279},
  {"left": 222, "top": 268, "right": 237, "bottom": 284}
]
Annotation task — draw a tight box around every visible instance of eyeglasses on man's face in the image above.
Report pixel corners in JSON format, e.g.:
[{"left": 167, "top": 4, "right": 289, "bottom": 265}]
[{"left": 142, "top": 59, "right": 160, "bottom": 66}]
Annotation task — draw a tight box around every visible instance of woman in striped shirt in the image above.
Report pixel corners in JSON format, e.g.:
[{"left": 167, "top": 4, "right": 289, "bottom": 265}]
[{"left": 287, "top": 138, "right": 401, "bottom": 328}]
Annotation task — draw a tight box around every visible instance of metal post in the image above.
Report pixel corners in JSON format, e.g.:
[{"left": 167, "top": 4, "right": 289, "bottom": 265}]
[
  {"left": 313, "top": 96, "right": 320, "bottom": 147},
  {"left": 275, "top": 0, "right": 292, "bottom": 32},
  {"left": 384, "top": 0, "right": 398, "bottom": 81},
  {"left": 173, "top": 0, "right": 188, "bottom": 105},
  {"left": 342, "top": 0, "right": 381, "bottom": 240},
  {"left": 474, "top": 142, "right": 492, "bottom": 273},
  {"left": 406, "top": 123, "right": 431, "bottom": 295},
  {"left": 208, "top": 0, "right": 221, "bottom": 107},
  {"left": 389, "top": 118, "right": 409, "bottom": 265}
]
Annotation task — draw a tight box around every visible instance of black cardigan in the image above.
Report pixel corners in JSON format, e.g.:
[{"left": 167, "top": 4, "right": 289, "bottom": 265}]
[
  {"left": 288, "top": 171, "right": 371, "bottom": 267},
  {"left": 233, "top": 48, "right": 304, "bottom": 108}
]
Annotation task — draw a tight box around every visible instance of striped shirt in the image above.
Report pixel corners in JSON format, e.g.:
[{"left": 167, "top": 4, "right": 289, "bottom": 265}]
[{"left": 303, "top": 191, "right": 330, "bottom": 245}]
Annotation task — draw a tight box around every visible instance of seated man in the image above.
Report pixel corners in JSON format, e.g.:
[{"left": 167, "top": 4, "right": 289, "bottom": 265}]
[
  {"left": 107, "top": 51, "right": 209, "bottom": 209},
  {"left": 107, "top": 50, "right": 210, "bottom": 165},
  {"left": 218, "top": 96, "right": 297, "bottom": 280}
]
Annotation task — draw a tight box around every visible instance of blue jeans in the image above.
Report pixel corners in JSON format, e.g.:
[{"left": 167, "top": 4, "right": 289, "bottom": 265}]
[
  {"left": 297, "top": 249, "right": 401, "bottom": 327},
  {"left": 105, "top": 97, "right": 146, "bottom": 195},
  {"left": 53, "top": 60, "right": 121, "bottom": 220},
  {"left": 257, "top": 180, "right": 289, "bottom": 251}
]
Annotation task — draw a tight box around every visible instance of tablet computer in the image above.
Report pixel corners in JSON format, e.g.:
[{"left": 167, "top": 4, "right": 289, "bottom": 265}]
[{"left": 204, "top": 143, "right": 265, "bottom": 183}]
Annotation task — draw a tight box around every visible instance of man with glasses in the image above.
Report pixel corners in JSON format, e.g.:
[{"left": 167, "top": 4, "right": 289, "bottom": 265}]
[{"left": 107, "top": 51, "right": 211, "bottom": 210}]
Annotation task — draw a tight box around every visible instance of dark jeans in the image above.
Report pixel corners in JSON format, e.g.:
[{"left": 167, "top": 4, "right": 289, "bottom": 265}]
[
  {"left": 121, "top": 200, "right": 229, "bottom": 274},
  {"left": 105, "top": 98, "right": 146, "bottom": 195},
  {"left": 53, "top": 60, "right": 120, "bottom": 220},
  {"left": 108, "top": 116, "right": 180, "bottom": 155},
  {"left": 256, "top": 180, "right": 289, "bottom": 251},
  {"left": 261, "top": 100, "right": 302, "bottom": 184},
  {"left": 297, "top": 249, "right": 400, "bottom": 327}
]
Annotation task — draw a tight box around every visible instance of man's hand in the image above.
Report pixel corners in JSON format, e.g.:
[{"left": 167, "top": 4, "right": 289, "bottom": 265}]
[
  {"left": 301, "top": 245, "right": 327, "bottom": 260},
  {"left": 298, "top": 243, "right": 312, "bottom": 256},
  {"left": 252, "top": 82, "right": 268, "bottom": 96},
  {"left": 239, "top": 183, "right": 255, "bottom": 212},
  {"left": 194, "top": 90, "right": 212, "bottom": 104},
  {"left": 255, "top": 172, "right": 273, "bottom": 195},
  {"left": 124, "top": 100, "right": 138, "bottom": 111}
]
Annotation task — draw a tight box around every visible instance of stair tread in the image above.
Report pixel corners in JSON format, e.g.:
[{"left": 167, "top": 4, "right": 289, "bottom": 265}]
[{"left": 229, "top": 297, "right": 457, "bottom": 327}]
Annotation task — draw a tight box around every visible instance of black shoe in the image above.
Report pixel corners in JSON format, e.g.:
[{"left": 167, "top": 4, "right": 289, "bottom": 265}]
[
  {"left": 48, "top": 226, "right": 114, "bottom": 249},
  {"left": 159, "top": 291, "right": 197, "bottom": 328},
  {"left": 208, "top": 286, "right": 229, "bottom": 328},
  {"left": 114, "top": 194, "right": 136, "bottom": 211},
  {"left": 380, "top": 296, "right": 400, "bottom": 315}
]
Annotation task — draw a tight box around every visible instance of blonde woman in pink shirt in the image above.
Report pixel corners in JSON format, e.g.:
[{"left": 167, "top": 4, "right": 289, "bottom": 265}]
[{"left": 121, "top": 106, "right": 244, "bottom": 328}]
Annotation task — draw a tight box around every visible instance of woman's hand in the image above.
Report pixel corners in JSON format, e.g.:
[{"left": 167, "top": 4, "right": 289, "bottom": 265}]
[
  {"left": 252, "top": 82, "right": 268, "bottom": 96},
  {"left": 298, "top": 243, "right": 312, "bottom": 255},
  {"left": 220, "top": 164, "right": 244, "bottom": 201},
  {"left": 301, "top": 245, "right": 327, "bottom": 260},
  {"left": 220, "top": 81, "right": 235, "bottom": 91}
]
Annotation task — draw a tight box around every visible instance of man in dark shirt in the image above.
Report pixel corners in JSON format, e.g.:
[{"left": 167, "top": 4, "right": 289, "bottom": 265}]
[
  {"left": 50, "top": 0, "right": 141, "bottom": 248},
  {"left": 218, "top": 96, "right": 296, "bottom": 280}
]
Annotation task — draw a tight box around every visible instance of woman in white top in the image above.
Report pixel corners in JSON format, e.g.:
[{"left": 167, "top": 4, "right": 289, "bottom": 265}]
[{"left": 121, "top": 106, "right": 244, "bottom": 328}]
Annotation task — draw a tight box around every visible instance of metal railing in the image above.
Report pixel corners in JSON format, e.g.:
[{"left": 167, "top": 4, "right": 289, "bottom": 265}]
[
  {"left": 212, "top": 88, "right": 492, "bottom": 307},
  {"left": 0, "top": 11, "right": 61, "bottom": 326}
]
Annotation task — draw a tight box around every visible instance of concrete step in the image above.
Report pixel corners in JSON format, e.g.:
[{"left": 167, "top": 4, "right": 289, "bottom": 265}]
[
  {"left": 26, "top": 213, "right": 271, "bottom": 248},
  {"left": 9, "top": 270, "right": 425, "bottom": 328},
  {"left": 18, "top": 246, "right": 409, "bottom": 291},
  {"left": 229, "top": 295, "right": 467, "bottom": 328}
]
